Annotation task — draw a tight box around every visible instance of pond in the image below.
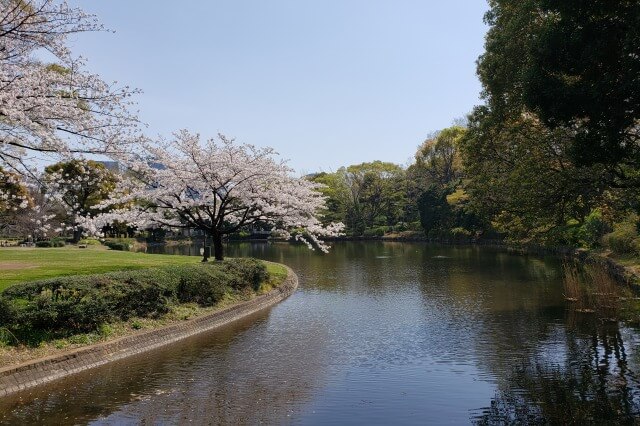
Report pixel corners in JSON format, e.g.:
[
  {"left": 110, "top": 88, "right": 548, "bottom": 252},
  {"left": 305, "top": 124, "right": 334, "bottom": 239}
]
[{"left": 2, "top": 242, "right": 640, "bottom": 424}]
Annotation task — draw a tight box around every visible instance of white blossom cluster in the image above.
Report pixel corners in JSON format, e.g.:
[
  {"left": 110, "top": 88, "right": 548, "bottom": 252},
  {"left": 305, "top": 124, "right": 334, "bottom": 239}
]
[
  {"left": 0, "top": 168, "right": 29, "bottom": 210},
  {"left": 0, "top": 0, "right": 141, "bottom": 180}
]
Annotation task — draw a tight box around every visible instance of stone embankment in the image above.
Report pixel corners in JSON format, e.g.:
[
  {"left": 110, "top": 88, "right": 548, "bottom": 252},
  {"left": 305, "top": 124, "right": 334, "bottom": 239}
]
[{"left": 0, "top": 266, "right": 298, "bottom": 397}]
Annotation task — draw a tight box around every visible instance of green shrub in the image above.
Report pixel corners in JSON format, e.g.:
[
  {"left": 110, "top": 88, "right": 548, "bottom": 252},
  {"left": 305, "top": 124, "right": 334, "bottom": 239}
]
[
  {"left": 98, "top": 323, "right": 113, "bottom": 338},
  {"left": 392, "top": 222, "right": 408, "bottom": 232},
  {"left": 228, "top": 230, "right": 252, "bottom": 240},
  {"left": 51, "top": 237, "right": 66, "bottom": 247},
  {"left": 0, "top": 298, "right": 15, "bottom": 326},
  {"left": 363, "top": 226, "right": 387, "bottom": 237},
  {"left": 220, "top": 258, "right": 268, "bottom": 291},
  {"left": 104, "top": 241, "right": 130, "bottom": 251},
  {"left": 1, "top": 269, "right": 178, "bottom": 333},
  {"left": 34, "top": 238, "right": 65, "bottom": 247},
  {"left": 577, "top": 209, "right": 607, "bottom": 248},
  {"left": 78, "top": 239, "right": 102, "bottom": 246},
  {"left": 603, "top": 213, "right": 640, "bottom": 255},
  {"left": 174, "top": 266, "right": 229, "bottom": 306},
  {"left": 103, "top": 238, "right": 136, "bottom": 251},
  {"left": 450, "top": 227, "right": 472, "bottom": 238}
]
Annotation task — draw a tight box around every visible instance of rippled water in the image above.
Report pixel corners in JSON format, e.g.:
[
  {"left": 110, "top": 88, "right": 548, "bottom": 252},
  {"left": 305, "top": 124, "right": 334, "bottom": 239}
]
[{"left": 2, "top": 242, "right": 639, "bottom": 424}]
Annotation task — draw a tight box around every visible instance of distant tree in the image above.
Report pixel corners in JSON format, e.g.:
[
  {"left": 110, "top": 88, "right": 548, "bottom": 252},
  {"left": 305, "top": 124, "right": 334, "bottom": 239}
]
[
  {"left": 417, "top": 185, "right": 450, "bottom": 236},
  {"left": 44, "top": 159, "right": 118, "bottom": 241},
  {"left": 414, "top": 126, "right": 466, "bottom": 187},
  {"left": 89, "top": 131, "right": 343, "bottom": 260},
  {"left": 407, "top": 126, "right": 483, "bottom": 238},
  {"left": 307, "top": 172, "right": 349, "bottom": 225},
  {"left": 337, "top": 161, "right": 407, "bottom": 234}
]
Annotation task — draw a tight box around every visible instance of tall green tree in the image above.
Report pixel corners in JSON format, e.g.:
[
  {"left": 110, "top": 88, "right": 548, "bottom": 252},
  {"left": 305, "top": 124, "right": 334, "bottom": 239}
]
[
  {"left": 307, "top": 172, "right": 349, "bottom": 225},
  {"left": 479, "top": 0, "right": 640, "bottom": 185},
  {"left": 461, "top": 109, "right": 609, "bottom": 245},
  {"left": 409, "top": 126, "right": 483, "bottom": 237},
  {"left": 339, "top": 161, "right": 407, "bottom": 234},
  {"left": 310, "top": 162, "right": 410, "bottom": 235},
  {"left": 414, "top": 126, "right": 466, "bottom": 187}
]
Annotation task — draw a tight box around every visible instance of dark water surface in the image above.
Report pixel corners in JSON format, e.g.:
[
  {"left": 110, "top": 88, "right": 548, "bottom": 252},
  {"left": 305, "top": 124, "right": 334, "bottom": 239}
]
[{"left": 2, "top": 242, "right": 640, "bottom": 424}]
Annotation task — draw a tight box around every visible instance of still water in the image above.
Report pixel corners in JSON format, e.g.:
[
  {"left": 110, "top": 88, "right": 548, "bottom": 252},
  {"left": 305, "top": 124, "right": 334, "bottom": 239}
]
[{"left": 2, "top": 242, "right": 640, "bottom": 424}]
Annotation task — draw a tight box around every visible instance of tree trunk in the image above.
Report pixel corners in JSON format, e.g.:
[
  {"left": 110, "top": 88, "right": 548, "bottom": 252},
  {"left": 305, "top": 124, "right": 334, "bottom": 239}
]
[
  {"left": 213, "top": 232, "right": 224, "bottom": 261},
  {"left": 72, "top": 227, "right": 82, "bottom": 243}
]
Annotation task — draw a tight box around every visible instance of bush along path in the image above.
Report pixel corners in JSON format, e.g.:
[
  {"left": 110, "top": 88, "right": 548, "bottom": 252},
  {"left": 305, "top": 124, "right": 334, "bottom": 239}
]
[{"left": 0, "top": 259, "right": 289, "bottom": 367}]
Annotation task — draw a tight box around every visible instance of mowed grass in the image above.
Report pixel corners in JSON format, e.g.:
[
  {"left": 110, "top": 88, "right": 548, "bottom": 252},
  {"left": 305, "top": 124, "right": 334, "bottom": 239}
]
[{"left": 0, "top": 246, "right": 288, "bottom": 290}]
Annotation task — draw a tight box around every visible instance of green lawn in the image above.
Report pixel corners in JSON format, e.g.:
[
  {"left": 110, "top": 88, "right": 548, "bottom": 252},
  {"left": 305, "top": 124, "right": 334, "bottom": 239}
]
[
  {"left": 0, "top": 246, "right": 199, "bottom": 290},
  {"left": 0, "top": 246, "right": 286, "bottom": 290}
]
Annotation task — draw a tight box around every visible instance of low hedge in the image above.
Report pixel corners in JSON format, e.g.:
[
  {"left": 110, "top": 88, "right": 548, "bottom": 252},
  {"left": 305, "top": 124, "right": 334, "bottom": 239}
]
[
  {"left": 103, "top": 241, "right": 130, "bottom": 251},
  {"left": 0, "top": 259, "right": 269, "bottom": 341},
  {"left": 35, "top": 238, "right": 66, "bottom": 248}
]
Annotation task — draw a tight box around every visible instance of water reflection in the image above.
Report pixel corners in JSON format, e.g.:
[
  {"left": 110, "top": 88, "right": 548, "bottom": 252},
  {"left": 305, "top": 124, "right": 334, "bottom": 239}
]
[
  {"left": 473, "top": 321, "right": 640, "bottom": 424},
  {"left": 1, "top": 242, "right": 639, "bottom": 424}
]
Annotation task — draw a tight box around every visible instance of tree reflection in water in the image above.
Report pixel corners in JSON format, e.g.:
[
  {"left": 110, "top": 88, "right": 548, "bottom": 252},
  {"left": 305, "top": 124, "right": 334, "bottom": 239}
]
[{"left": 474, "top": 318, "right": 640, "bottom": 424}]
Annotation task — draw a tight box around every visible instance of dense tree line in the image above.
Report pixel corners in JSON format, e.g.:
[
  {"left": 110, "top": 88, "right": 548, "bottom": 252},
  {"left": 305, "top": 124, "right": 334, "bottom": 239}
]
[
  {"left": 308, "top": 127, "right": 485, "bottom": 240},
  {"left": 461, "top": 0, "right": 640, "bottom": 252}
]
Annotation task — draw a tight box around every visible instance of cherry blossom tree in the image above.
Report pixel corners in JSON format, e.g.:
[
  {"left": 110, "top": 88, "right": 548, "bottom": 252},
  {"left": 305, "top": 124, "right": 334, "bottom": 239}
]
[
  {"left": 0, "top": 0, "right": 141, "bottom": 180},
  {"left": 22, "top": 189, "right": 59, "bottom": 241},
  {"left": 0, "top": 171, "right": 60, "bottom": 240},
  {"left": 89, "top": 131, "right": 344, "bottom": 260},
  {"left": 0, "top": 166, "right": 31, "bottom": 233},
  {"left": 43, "top": 159, "right": 118, "bottom": 241}
]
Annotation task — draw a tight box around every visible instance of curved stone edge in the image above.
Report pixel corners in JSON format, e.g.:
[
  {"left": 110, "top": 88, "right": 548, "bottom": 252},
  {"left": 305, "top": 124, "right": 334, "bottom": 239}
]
[{"left": 0, "top": 265, "right": 298, "bottom": 397}]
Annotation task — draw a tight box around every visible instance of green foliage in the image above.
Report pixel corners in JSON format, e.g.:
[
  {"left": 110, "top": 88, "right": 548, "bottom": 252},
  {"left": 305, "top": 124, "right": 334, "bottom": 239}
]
[
  {"left": 35, "top": 239, "right": 65, "bottom": 247},
  {"left": 603, "top": 214, "right": 640, "bottom": 256},
  {"left": 578, "top": 209, "right": 607, "bottom": 249},
  {"left": 98, "top": 323, "right": 113, "bottom": 338},
  {"left": 417, "top": 186, "right": 451, "bottom": 236},
  {"left": 309, "top": 161, "right": 411, "bottom": 235},
  {"left": 103, "top": 239, "right": 131, "bottom": 251},
  {"left": 480, "top": 0, "right": 640, "bottom": 174},
  {"left": 461, "top": 111, "right": 608, "bottom": 245},
  {"left": 78, "top": 238, "right": 102, "bottom": 246},
  {"left": 106, "top": 242, "right": 130, "bottom": 251},
  {"left": 414, "top": 126, "right": 466, "bottom": 187},
  {"left": 173, "top": 266, "right": 229, "bottom": 306},
  {"left": 363, "top": 226, "right": 388, "bottom": 237},
  {"left": 228, "top": 230, "right": 252, "bottom": 240},
  {"left": 219, "top": 258, "right": 268, "bottom": 292},
  {"left": 456, "top": 0, "right": 640, "bottom": 248}
]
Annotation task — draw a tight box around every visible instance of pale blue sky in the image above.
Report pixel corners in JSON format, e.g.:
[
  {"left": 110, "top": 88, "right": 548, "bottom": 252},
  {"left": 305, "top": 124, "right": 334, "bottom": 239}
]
[{"left": 68, "top": 1, "right": 489, "bottom": 173}]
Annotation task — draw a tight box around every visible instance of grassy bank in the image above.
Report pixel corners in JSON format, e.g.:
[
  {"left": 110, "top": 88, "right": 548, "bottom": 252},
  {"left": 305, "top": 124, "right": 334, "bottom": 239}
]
[{"left": 0, "top": 247, "right": 288, "bottom": 366}]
